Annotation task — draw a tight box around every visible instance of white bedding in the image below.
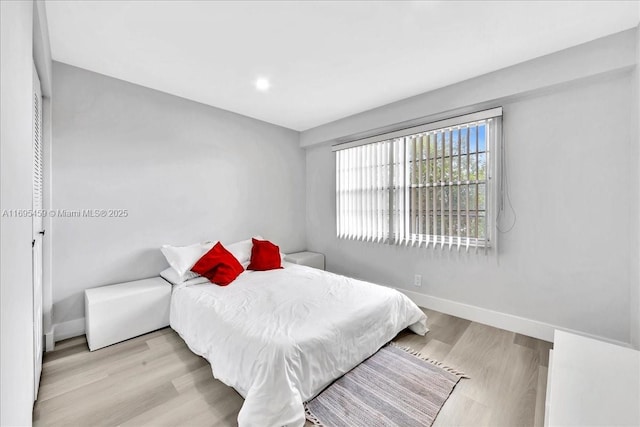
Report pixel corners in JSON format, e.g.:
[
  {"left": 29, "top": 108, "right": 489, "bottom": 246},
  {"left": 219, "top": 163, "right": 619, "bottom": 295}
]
[{"left": 170, "top": 263, "right": 427, "bottom": 427}]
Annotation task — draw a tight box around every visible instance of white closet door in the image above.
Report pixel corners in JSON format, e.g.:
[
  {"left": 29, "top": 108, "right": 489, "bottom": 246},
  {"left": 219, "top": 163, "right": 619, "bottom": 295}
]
[{"left": 32, "top": 63, "right": 43, "bottom": 401}]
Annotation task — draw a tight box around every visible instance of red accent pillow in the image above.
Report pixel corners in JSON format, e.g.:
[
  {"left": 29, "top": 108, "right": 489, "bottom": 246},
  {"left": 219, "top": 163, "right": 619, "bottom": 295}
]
[
  {"left": 247, "top": 238, "right": 283, "bottom": 271},
  {"left": 191, "top": 242, "right": 244, "bottom": 286}
]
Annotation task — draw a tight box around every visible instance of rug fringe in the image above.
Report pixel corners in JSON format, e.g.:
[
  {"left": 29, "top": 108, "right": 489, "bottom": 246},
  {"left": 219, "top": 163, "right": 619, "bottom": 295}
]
[
  {"left": 388, "top": 342, "right": 470, "bottom": 379},
  {"left": 304, "top": 404, "right": 325, "bottom": 427}
]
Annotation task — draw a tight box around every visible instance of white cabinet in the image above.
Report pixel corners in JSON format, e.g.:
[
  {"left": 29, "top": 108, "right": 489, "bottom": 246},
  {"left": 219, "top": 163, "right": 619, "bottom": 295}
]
[
  {"left": 284, "top": 251, "right": 325, "bottom": 270},
  {"left": 85, "top": 277, "right": 171, "bottom": 351},
  {"left": 546, "top": 330, "right": 639, "bottom": 426}
]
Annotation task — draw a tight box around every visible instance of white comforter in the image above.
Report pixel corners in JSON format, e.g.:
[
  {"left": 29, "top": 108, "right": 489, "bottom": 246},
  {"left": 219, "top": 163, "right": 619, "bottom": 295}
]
[{"left": 170, "top": 263, "right": 427, "bottom": 427}]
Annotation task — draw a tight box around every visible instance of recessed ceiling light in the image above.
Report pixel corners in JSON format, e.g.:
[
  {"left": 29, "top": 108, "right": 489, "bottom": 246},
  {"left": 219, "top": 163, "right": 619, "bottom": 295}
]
[{"left": 255, "top": 77, "right": 270, "bottom": 92}]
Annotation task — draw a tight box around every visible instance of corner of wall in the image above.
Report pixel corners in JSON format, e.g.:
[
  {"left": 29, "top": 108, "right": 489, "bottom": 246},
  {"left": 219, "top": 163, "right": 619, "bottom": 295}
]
[
  {"left": 33, "top": 0, "right": 52, "bottom": 96},
  {"left": 633, "top": 23, "right": 640, "bottom": 350}
]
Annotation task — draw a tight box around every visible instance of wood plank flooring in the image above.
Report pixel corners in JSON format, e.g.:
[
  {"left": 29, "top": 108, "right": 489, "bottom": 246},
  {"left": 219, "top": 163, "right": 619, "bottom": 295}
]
[{"left": 33, "top": 308, "right": 552, "bottom": 426}]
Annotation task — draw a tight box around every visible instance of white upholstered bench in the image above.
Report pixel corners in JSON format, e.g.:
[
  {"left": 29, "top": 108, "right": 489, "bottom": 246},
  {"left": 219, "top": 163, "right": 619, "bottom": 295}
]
[{"left": 84, "top": 277, "right": 171, "bottom": 351}]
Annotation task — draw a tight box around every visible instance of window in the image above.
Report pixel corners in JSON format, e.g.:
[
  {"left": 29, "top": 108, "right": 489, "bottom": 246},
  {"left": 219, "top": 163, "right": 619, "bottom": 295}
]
[{"left": 335, "top": 108, "right": 502, "bottom": 251}]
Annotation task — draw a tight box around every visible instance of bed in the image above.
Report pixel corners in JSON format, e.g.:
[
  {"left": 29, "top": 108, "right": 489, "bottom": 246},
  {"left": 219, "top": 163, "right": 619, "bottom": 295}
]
[{"left": 170, "top": 262, "right": 427, "bottom": 427}]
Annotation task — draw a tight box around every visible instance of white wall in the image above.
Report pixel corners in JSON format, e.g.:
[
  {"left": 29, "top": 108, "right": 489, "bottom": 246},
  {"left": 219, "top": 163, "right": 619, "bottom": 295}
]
[
  {"left": 51, "top": 63, "right": 306, "bottom": 335},
  {"left": 634, "top": 18, "right": 640, "bottom": 349},
  {"left": 0, "top": 1, "right": 36, "bottom": 424},
  {"left": 304, "top": 32, "right": 638, "bottom": 345},
  {"left": 301, "top": 29, "right": 636, "bottom": 148}
]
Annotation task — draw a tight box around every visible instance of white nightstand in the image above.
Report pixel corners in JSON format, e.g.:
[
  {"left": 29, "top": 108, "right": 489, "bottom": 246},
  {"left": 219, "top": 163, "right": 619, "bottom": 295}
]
[
  {"left": 284, "top": 251, "right": 325, "bottom": 270},
  {"left": 84, "top": 277, "right": 171, "bottom": 351}
]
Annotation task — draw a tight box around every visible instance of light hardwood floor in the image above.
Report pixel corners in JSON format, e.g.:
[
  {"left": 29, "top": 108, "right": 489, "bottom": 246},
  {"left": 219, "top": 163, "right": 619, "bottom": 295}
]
[{"left": 33, "top": 308, "right": 552, "bottom": 427}]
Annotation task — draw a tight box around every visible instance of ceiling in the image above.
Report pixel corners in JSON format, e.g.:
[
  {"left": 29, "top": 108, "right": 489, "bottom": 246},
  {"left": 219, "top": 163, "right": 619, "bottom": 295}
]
[{"left": 46, "top": 1, "right": 639, "bottom": 131}]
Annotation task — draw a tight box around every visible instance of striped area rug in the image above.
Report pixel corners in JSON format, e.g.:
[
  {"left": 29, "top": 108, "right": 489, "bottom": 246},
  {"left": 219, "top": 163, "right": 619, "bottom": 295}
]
[{"left": 305, "top": 343, "right": 467, "bottom": 427}]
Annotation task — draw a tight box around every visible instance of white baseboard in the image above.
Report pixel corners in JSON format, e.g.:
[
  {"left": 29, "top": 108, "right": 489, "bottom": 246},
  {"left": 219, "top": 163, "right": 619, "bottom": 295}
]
[
  {"left": 396, "top": 288, "right": 633, "bottom": 348},
  {"left": 50, "top": 293, "right": 632, "bottom": 349},
  {"left": 53, "top": 317, "right": 85, "bottom": 343},
  {"left": 44, "top": 329, "right": 55, "bottom": 352}
]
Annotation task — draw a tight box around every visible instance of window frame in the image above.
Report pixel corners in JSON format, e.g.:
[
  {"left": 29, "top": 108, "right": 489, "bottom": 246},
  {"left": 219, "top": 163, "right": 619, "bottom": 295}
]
[{"left": 334, "top": 107, "right": 502, "bottom": 252}]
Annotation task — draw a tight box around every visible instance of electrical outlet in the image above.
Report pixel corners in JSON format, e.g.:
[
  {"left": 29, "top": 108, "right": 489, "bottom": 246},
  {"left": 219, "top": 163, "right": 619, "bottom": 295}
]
[{"left": 413, "top": 274, "right": 422, "bottom": 287}]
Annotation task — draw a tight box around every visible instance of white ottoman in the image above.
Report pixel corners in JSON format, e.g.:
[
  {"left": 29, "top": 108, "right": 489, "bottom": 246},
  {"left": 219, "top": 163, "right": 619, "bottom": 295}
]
[
  {"left": 84, "top": 277, "right": 171, "bottom": 351},
  {"left": 284, "top": 251, "right": 325, "bottom": 270}
]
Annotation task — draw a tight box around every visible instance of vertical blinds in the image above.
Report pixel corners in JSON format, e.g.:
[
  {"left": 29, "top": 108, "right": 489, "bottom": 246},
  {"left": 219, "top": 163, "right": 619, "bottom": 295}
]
[
  {"left": 33, "top": 77, "right": 43, "bottom": 235},
  {"left": 33, "top": 91, "right": 43, "bottom": 216},
  {"left": 335, "top": 108, "right": 502, "bottom": 251}
]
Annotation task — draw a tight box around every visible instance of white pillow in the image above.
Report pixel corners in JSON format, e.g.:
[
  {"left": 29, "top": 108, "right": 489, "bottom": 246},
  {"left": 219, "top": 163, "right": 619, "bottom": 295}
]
[
  {"left": 160, "top": 267, "right": 209, "bottom": 287},
  {"left": 226, "top": 235, "right": 263, "bottom": 264},
  {"left": 160, "top": 241, "right": 215, "bottom": 281}
]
